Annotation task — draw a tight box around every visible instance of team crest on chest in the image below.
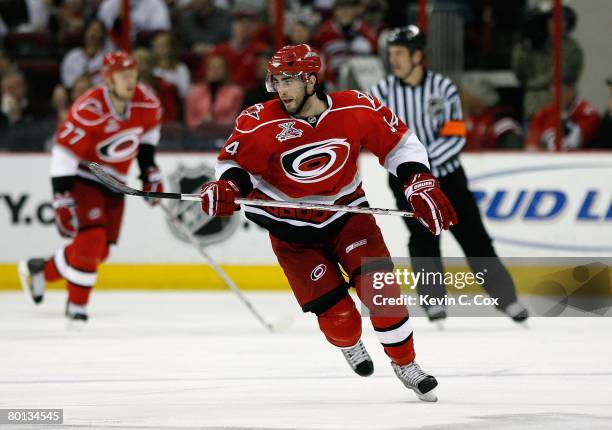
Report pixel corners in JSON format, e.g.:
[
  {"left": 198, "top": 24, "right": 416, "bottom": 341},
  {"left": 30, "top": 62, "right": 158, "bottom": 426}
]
[
  {"left": 276, "top": 121, "right": 303, "bottom": 142},
  {"left": 280, "top": 138, "right": 350, "bottom": 183}
]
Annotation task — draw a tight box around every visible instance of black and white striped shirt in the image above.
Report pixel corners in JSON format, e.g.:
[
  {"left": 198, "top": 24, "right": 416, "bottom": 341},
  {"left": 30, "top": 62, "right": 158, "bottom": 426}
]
[{"left": 370, "top": 70, "right": 466, "bottom": 177}]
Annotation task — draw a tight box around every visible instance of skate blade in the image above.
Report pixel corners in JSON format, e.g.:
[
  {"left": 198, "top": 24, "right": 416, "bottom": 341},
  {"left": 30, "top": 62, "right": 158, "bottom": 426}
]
[
  {"left": 433, "top": 319, "right": 446, "bottom": 330},
  {"left": 66, "top": 319, "right": 87, "bottom": 332},
  {"left": 17, "top": 260, "right": 41, "bottom": 305},
  {"left": 415, "top": 387, "right": 438, "bottom": 402}
]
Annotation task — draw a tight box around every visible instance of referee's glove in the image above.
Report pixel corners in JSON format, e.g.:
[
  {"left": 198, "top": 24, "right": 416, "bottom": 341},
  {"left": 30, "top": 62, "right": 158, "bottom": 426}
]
[{"left": 404, "top": 173, "right": 458, "bottom": 235}]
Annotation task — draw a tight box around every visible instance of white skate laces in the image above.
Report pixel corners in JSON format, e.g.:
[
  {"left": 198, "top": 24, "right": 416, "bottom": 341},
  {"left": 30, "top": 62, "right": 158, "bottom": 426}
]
[
  {"left": 340, "top": 340, "right": 374, "bottom": 377},
  {"left": 391, "top": 361, "right": 438, "bottom": 402}
]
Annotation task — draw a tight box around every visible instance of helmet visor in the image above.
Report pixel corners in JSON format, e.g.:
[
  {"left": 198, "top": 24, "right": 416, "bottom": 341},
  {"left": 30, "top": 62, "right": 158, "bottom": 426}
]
[{"left": 265, "top": 72, "right": 305, "bottom": 93}]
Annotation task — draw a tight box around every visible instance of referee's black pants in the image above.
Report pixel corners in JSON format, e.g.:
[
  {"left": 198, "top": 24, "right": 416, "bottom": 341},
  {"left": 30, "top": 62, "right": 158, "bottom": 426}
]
[{"left": 389, "top": 166, "right": 518, "bottom": 310}]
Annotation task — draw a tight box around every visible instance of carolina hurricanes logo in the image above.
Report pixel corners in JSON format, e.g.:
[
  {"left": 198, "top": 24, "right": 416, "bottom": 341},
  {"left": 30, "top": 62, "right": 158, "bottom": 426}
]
[
  {"left": 96, "top": 128, "right": 143, "bottom": 162},
  {"left": 280, "top": 139, "right": 350, "bottom": 183}
]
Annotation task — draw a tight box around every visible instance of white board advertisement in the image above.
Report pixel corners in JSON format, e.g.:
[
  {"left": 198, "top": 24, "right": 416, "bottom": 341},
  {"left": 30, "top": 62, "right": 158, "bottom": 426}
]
[{"left": 1, "top": 153, "right": 611, "bottom": 266}]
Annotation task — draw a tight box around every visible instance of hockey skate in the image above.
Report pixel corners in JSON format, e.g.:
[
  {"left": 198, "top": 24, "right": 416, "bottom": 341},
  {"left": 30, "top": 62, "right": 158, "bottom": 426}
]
[
  {"left": 18, "top": 258, "right": 46, "bottom": 304},
  {"left": 502, "top": 301, "right": 529, "bottom": 323},
  {"left": 425, "top": 305, "right": 447, "bottom": 329},
  {"left": 340, "top": 340, "right": 374, "bottom": 377},
  {"left": 392, "top": 361, "right": 438, "bottom": 402},
  {"left": 65, "top": 300, "right": 88, "bottom": 324}
]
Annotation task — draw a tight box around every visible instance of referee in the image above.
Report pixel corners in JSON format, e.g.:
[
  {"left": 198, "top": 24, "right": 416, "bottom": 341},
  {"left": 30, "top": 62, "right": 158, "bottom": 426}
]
[{"left": 370, "top": 26, "right": 528, "bottom": 323}]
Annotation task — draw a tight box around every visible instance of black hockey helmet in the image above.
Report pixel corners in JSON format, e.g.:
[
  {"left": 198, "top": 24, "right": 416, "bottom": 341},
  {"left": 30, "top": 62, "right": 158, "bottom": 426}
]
[{"left": 387, "top": 25, "right": 427, "bottom": 52}]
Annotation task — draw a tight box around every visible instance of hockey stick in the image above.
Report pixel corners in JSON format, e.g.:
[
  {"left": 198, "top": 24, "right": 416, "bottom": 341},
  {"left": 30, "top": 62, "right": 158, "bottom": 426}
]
[
  {"left": 159, "top": 202, "right": 292, "bottom": 333},
  {"left": 89, "top": 162, "right": 414, "bottom": 218}
]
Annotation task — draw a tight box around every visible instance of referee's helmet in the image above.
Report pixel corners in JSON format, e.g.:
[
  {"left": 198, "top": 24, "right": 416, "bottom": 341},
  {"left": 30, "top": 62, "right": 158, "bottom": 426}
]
[{"left": 387, "top": 25, "right": 427, "bottom": 52}]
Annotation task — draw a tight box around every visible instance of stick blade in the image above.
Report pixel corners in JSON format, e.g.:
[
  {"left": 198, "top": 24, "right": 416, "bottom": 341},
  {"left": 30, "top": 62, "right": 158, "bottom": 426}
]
[{"left": 88, "top": 162, "right": 138, "bottom": 195}]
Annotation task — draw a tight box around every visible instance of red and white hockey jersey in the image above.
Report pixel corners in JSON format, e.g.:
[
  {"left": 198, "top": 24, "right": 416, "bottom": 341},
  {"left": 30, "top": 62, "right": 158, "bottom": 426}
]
[
  {"left": 51, "top": 83, "right": 162, "bottom": 183},
  {"left": 527, "top": 98, "right": 601, "bottom": 151},
  {"left": 216, "top": 90, "right": 429, "bottom": 242}
]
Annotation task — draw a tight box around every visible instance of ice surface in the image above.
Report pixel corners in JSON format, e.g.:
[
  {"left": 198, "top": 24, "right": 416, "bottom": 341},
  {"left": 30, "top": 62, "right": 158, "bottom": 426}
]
[{"left": 1, "top": 291, "right": 612, "bottom": 430}]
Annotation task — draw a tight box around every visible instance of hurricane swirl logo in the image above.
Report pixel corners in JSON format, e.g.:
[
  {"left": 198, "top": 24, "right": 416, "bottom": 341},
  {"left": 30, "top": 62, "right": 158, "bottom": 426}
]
[
  {"left": 280, "top": 139, "right": 350, "bottom": 183},
  {"left": 96, "top": 128, "right": 143, "bottom": 162}
]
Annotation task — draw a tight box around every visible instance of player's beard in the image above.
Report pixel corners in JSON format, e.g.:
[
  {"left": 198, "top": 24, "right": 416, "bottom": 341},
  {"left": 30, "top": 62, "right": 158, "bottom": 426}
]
[{"left": 284, "top": 86, "right": 314, "bottom": 116}]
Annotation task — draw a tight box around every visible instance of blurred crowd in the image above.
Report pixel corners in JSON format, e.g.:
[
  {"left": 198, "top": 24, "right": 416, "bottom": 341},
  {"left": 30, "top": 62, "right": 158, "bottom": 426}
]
[{"left": 0, "top": 0, "right": 610, "bottom": 151}]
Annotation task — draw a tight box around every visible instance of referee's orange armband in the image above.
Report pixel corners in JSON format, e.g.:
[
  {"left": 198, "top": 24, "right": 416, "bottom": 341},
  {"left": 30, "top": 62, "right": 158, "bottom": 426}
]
[{"left": 439, "top": 120, "right": 467, "bottom": 137}]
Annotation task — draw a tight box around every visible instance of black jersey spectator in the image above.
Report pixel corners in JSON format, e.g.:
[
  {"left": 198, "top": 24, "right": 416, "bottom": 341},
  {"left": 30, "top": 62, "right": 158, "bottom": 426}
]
[
  {"left": 0, "top": 0, "right": 49, "bottom": 35},
  {"left": 0, "top": 70, "right": 36, "bottom": 126},
  {"left": 177, "top": 0, "right": 232, "bottom": 54}
]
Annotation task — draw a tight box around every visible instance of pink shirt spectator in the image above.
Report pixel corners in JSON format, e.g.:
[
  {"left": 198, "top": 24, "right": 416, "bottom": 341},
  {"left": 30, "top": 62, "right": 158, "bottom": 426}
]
[{"left": 185, "top": 83, "right": 244, "bottom": 129}]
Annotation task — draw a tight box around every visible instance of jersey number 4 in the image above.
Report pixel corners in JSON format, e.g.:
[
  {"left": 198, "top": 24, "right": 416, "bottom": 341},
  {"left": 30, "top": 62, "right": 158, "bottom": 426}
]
[
  {"left": 59, "top": 121, "right": 86, "bottom": 145},
  {"left": 225, "top": 141, "right": 240, "bottom": 156}
]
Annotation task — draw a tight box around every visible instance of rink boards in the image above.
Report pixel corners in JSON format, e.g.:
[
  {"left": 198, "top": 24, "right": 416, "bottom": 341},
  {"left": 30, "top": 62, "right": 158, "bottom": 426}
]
[{"left": 1, "top": 152, "right": 611, "bottom": 290}]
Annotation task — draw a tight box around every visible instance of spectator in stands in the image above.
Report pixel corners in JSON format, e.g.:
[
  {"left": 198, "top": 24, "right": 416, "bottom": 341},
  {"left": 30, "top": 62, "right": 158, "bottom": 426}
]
[
  {"left": 242, "top": 46, "right": 272, "bottom": 109},
  {"left": 151, "top": 32, "right": 191, "bottom": 99},
  {"left": 526, "top": 79, "right": 600, "bottom": 151},
  {"left": 512, "top": 4, "right": 583, "bottom": 121},
  {"left": 60, "top": 18, "right": 112, "bottom": 89},
  {"left": 212, "top": 7, "right": 269, "bottom": 90},
  {"left": 313, "top": 0, "right": 377, "bottom": 85},
  {"left": 0, "top": 0, "right": 49, "bottom": 35},
  {"left": 592, "top": 73, "right": 612, "bottom": 149},
  {"left": 177, "top": 0, "right": 232, "bottom": 54},
  {"left": 288, "top": 19, "right": 313, "bottom": 46},
  {"left": 133, "top": 47, "right": 181, "bottom": 122},
  {"left": 362, "top": 0, "right": 387, "bottom": 37},
  {"left": 55, "top": 0, "right": 88, "bottom": 39},
  {"left": 52, "top": 74, "right": 93, "bottom": 122},
  {"left": 97, "top": 0, "right": 171, "bottom": 42},
  {"left": 185, "top": 53, "right": 243, "bottom": 129},
  {"left": 461, "top": 76, "right": 523, "bottom": 150},
  {"left": 0, "top": 49, "right": 17, "bottom": 76},
  {"left": 0, "top": 70, "right": 36, "bottom": 126}
]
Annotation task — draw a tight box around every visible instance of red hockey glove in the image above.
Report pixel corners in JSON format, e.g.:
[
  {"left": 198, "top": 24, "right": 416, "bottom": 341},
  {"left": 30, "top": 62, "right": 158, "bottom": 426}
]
[
  {"left": 53, "top": 191, "right": 78, "bottom": 238},
  {"left": 403, "top": 173, "right": 458, "bottom": 235},
  {"left": 142, "top": 167, "right": 163, "bottom": 207},
  {"left": 200, "top": 180, "right": 240, "bottom": 217}
]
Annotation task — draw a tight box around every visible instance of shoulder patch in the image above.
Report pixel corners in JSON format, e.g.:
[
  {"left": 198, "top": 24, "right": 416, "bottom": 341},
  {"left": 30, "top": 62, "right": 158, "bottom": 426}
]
[
  {"left": 133, "top": 83, "right": 161, "bottom": 109},
  {"left": 234, "top": 100, "right": 287, "bottom": 134},
  {"left": 239, "top": 103, "right": 265, "bottom": 121},
  {"left": 330, "top": 90, "right": 382, "bottom": 111},
  {"left": 352, "top": 90, "right": 377, "bottom": 108},
  {"left": 70, "top": 88, "right": 109, "bottom": 127}
]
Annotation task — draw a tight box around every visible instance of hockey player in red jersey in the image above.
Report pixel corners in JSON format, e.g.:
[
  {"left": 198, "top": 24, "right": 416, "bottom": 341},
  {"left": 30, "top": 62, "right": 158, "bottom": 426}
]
[
  {"left": 199, "top": 44, "right": 457, "bottom": 401},
  {"left": 18, "top": 51, "right": 163, "bottom": 323}
]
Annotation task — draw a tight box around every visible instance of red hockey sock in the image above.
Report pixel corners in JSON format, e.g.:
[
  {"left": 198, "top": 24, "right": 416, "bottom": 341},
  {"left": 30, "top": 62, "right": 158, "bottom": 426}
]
[
  {"left": 317, "top": 295, "right": 362, "bottom": 347},
  {"left": 355, "top": 273, "right": 416, "bottom": 365},
  {"left": 44, "top": 258, "right": 62, "bottom": 282},
  {"left": 371, "top": 315, "right": 416, "bottom": 365},
  {"left": 68, "top": 283, "right": 92, "bottom": 306}
]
